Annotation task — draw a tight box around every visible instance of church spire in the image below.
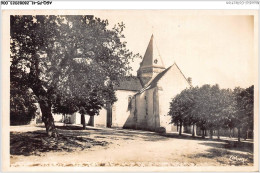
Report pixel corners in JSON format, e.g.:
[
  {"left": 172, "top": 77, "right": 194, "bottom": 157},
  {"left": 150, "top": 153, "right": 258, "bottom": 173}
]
[
  {"left": 139, "top": 34, "right": 165, "bottom": 69},
  {"left": 137, "top": 34, "right": 166, "bottom": 87}
]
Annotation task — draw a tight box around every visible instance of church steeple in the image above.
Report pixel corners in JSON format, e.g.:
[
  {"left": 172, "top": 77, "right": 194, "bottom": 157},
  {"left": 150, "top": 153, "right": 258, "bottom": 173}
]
[{"left": 137, "top": 34, "right": 166, "bottom": 87}]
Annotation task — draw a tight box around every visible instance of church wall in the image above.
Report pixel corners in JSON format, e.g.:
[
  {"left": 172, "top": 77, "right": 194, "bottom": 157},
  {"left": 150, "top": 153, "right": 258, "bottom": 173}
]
[
  {"left": 82, "top": 90, "right": 137, "bottom": 128},
  {"left": 123, "top": 95, "right": 137, "bottom": 129},
  {"left": 112, "top": 90, "right": 137, "bottom": 127},
  {"left": 145, "top": 88, "right": 160, "bottom": 131},
  {"left": 94, "top": 107, "right": 107, "bottom": 127},
  {"left": 65, "top": 109, "right": 105, "bottom": 127},
  {"left": 158, "top": 88, "right": 174, "bottom": 132},
  {"left": 157, "top": 65, "right": 191, "bottom": 132},
  {"left": 62, "top": 90, "right": 136, "bottom": 128},
  {"left": 153, "top": 88, "right": 161, "bottom": 130},
  {"left": 136, "top": 92, "right": 147, "bottom": 129},
  {"left": 124, "top": 65, "right": 191, "bottom": 132},
  {"left": 68, "top": 111, "right": 105, "bottom": 127},
  {"left": 125, "top": 87, "right": 161, "bottom": 132},
  {"left": 145, "top": 89, "right": 154, "bottom": 131},
  {"left": 70, "top": 112, "right": 90, "bottom": 125}
]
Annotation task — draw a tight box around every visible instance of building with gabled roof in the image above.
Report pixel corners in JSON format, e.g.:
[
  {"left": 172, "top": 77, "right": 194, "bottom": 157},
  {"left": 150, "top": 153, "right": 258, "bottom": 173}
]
[
  {"left": 114, "top": 76, "right": 143, "bottom": 91},
  {"left": 69, "top": 34, "right": 191, "bottom": 132},
  {"left": 123, "top": 52, "right": 191, "bottom": 132}
]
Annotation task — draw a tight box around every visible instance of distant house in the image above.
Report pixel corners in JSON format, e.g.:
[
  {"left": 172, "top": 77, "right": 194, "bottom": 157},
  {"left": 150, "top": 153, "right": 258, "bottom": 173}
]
[{"left": 69, "top": 34, "right": 191, "bottom": 132}]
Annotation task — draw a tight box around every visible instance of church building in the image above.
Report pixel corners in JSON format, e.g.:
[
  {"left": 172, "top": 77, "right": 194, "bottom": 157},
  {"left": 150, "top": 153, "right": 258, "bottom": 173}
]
[{"left": 69, "top": 34, "right": 191, "bottom": 133}]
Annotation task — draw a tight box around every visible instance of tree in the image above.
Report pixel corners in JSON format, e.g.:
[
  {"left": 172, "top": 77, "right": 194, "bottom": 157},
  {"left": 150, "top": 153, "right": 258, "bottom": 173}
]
[
  {"left": 10, "top": 85, "right": 37, "bottom": 125},
  {"left": 52, "top": 83, "right": 117, "bottom": 129},
  {"left": 242, "top": 85, "right": 254, "bottom": 139},
  {"left": 189, "top": 85, "right": 234, "bottom": 139},
  {"left": 169, "top": 84, "right": 237, "bottom": 139},
  {"left": 11, "top": 15, "right": 139, "bottom": 137},
  {"left": 169, "top": 83, "right": 254, "bottom": 141},
  {"left": 52, "top": 96, "right": 78, "bottom": 125},
  {"left": 216, "top": 88, "right": 235, "bottom": 139},
  {"left": 192, "top": 84, "right": 216, "bottom": 139},
  {"left": 168, "top": 93, "right": 184, "bottom": 135},
  {"left": 168, "top": 88, "right": 194, "bottom": 135},
  {"left": 233, "top": 86, "right": 254, "bottom": 142},
  {"left": 182, "top": 87, "right": 198, "bottom": 137},
  {"left": 203, "top": 84, "right": 224, "bottom": 139},
  {"left": 77, "top": 90, "right": 103, "bottom": 129}
]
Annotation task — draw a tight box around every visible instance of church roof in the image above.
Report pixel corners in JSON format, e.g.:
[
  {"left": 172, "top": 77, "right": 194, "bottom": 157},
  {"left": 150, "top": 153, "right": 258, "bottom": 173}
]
[
  {"left": 114, "top": 76, "right": 143, "bottom": 91},
  {"left": 145, "top": 65, "right": 172, "bottom": 89},
  {"left": 139, "top": 63, "right": 191, "bottom": 93},
  {"left": 139, "top": 35, "right": 165, "bottom": 69}
]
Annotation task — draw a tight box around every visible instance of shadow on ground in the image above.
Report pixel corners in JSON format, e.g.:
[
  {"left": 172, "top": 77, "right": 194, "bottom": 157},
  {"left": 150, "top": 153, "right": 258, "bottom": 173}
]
[
  {"left": 200, "top": 141, "right": 253, "bottom": 153},
  {"left": 10, "top": 125, "right": 169, "bottom": 156},
  {"left": 56, "top": 125, "right": 170, "bottom": 142},
  {"left": 10, "top": 124, "right": 254, "bottom": 166},
  {"left": 10, "top": 131, "right": 109, "bottom": 156},
  {"left": 161, "top": 132, "right": 253, "bottom": 153}
]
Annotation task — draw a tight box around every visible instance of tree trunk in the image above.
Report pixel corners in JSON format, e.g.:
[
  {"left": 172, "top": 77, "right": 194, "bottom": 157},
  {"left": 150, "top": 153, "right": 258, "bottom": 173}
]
[
  {"left": 204, "top": 129, "right": 207, "bottom": 137},
  {"left": 179, "top": 121, "right": 182, "bottom": 136},
  {"left": 238, "top": 127, "right": 241, "bottom": 142},
  {"left": 210, "top": 129, "right": 213, "bottom": 139},
  {"left": 29, "top": 62, "right": 58, "bottom": 137},
  {"left": 202, "top": 129, "right": 205, "bottom": 139},
  {"left": 229, "top": 128, "right": 232, "bottom": 138},
  {"left": 217, "top": 129, "right": 220, "bottom": 139},
  {"left": 106, "top": 102, "right": 112, "bottom": 128},
  {"left": 81, "top": 114, "right": 86, "bottom": 130},
  {"left": 245, "top": 130, "right": 248, "bottom": 140},
  {"left": 243, "top": 128, "right": 248, "bottom": 140},
  {"left": 192, "top": 124, "right": 195, "bottom": 137},
  {"left": 88, "top": 116, "right": 94, "bottom": 126},
  {"left": 62, "top": 114, "right": 65, "bottom": 125},
  {"left": 38, "top": 99, "right": 58, "bottom": 137},
  {"left": 233, "top": 128, "right": 235, "bottom": 137}
]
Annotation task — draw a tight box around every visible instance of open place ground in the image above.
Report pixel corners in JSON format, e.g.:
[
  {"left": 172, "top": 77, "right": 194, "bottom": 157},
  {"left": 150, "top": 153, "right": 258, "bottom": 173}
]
[{"left": 10, "top": 124, "right": 253, "bottom": 167}]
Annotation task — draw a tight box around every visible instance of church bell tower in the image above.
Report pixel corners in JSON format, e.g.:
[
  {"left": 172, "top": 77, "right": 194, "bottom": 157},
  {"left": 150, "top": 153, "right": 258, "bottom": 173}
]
[{"left": 137, "top": 34, "right": 166, "bottom": 87}]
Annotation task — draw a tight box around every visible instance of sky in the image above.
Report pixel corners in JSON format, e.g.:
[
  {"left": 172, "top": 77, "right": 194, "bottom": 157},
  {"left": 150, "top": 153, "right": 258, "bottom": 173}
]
[{"left": 93, "top": 10, "right": 256, "bottom": 89}]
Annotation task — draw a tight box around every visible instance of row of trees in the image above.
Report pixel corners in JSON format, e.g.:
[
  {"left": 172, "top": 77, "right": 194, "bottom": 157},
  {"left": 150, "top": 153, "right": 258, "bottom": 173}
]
[
  {"left": 11, "top": 15, "right": 139, "bottom": 137},
  {"left": 168, "top": 84, "right": 254, "bottom": 142}
]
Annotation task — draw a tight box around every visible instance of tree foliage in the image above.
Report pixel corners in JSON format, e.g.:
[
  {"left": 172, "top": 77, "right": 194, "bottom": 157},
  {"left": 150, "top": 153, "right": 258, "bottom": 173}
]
[
  {"left": 168, "top": 84, "right": 254, "bottom": 141},
  {"left": 10, "top": 15, "right": 139, "bottom": 137},
  {"left": 10, "top": 85, "right": 37, "bottom": 125}
]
